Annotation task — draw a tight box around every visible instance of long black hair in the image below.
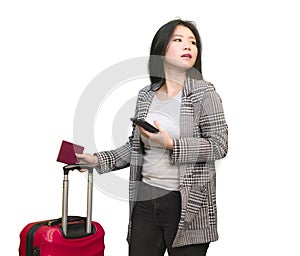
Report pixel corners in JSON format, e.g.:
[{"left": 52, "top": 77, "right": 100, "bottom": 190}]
[{"left": 148, "top": 19, "right": 203, "bottom": 85}]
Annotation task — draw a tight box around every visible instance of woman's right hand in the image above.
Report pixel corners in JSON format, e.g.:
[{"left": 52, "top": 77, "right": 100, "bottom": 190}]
[{"left": 75, "top": 153, "right": 99, "bottom": 172}]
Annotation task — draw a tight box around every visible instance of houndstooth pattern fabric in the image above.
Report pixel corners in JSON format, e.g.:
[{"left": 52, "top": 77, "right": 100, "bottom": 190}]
[{"left": 95, "top": 77, "right": 228, "bottom": 247}]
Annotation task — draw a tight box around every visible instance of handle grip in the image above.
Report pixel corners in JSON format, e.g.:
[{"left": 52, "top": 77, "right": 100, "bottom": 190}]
[{"left": 63, "top": 163, "right": 93, "bottom": 175}]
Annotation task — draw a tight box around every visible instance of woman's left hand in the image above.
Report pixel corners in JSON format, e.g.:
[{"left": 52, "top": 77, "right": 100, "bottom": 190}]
[{"left": 137, "top": 120, "right": 174, "bottom": 150}]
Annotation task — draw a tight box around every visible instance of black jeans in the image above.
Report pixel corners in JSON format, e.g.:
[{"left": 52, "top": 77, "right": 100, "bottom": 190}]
[{"left": 129, "top": 182, "right": 210, "bottom": 256}]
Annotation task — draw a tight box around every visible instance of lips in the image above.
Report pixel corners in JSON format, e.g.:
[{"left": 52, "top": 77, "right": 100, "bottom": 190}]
[{"left": 181, "top": 53, "right": 192, "bottom": 59}]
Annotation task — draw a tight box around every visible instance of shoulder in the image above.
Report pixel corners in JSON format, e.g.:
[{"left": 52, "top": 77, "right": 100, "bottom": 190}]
[
  {"left": 192, "top": 79, "right": 216, "bottom": 95},
  {"left": 138, "top": 84, "right": 152, "bottom": 94},
  {"left": 137, "top": 81, "right": 161, "bottom": 98},
  {"left": 188, "top": 78, "right": 223, "bottom": 106},
  {"left": 136, "top": 84, "right": 151, "bottom": 101},
  {"left": 185, "top": 78, "right": 215, "bottom": 100}
]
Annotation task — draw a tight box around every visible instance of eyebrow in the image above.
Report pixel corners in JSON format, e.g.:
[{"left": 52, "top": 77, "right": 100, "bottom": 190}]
[{"left": 172, "top": 34, "right": 196, "bottom": 40}]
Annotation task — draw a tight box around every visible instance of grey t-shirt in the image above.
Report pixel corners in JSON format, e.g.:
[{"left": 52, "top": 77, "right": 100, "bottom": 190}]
[{"left": 141, "top": 90, "right": 182, "bottom": 191}]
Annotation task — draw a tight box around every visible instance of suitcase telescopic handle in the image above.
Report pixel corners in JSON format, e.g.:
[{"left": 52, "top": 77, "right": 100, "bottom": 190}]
[{"left": 62, "top": 164, "right": 94, "bottom": 236}]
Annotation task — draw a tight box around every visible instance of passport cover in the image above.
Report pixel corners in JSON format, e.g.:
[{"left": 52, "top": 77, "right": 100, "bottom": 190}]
[{"left": 56, "top": 140, "right": 84, "bottom": 164}]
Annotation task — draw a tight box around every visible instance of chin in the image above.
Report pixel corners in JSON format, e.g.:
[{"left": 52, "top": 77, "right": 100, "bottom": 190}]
[{"left": 164, "top": 57, "right": 194, "bottom": 71}]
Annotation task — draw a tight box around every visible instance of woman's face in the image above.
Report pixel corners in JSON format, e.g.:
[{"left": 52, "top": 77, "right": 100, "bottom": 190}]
[{"left": 164, "top": 25, "right": 198, "bottom": 70}]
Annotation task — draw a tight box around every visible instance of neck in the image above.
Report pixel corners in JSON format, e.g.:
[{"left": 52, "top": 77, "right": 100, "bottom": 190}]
[{"left": 162, "top": 64, "right": 186, "bottom": 96}]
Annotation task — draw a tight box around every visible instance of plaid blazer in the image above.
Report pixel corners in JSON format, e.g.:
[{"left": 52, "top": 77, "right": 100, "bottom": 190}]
[{"left": 95, "top": 77, "right": 228, "bottom": 247}]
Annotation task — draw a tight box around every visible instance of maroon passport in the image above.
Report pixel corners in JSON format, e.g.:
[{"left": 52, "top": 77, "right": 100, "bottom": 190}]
[{"left": 56, "top": 140, "right": 84, "bottom": 164}]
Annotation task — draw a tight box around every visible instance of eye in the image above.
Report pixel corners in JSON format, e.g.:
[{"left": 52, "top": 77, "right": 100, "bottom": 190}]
[
  {"left": 173, "top": 38, "right": 182, "bottom": 42},
  {"left": 191, "top": 40, "right": 197, "bottom": 45}
]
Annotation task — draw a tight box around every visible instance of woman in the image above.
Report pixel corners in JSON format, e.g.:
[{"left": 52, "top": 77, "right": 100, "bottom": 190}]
[{"left": 77, "top": 19, "right": 228, "bottom": 256}]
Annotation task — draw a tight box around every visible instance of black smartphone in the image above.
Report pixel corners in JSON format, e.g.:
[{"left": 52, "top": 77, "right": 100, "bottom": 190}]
[{"left": 130, "top": 118, "right": 159, "bottom": 133}]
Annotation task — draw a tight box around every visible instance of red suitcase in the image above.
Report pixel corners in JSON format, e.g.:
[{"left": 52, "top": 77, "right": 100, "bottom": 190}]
[{"left": 19, "top": 164, "right": 105, "bottom": 256}]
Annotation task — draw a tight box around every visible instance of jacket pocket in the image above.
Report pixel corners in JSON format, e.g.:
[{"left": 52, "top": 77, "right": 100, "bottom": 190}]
[{"left": 183, "top": 184, "right": 209, "bottom": 229}]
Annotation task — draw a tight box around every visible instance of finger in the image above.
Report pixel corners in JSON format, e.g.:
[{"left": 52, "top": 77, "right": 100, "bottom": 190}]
[
  {"left": 75, "top": 153, "right": 84, "bottom": 159},
  {"left": 153, "top": 120, "right": 161, "bottom": 130},
  {"left": 138, "top": 126, "right": 151, "bottom": 138},
  {"left": 78, "top": 160, "right": 89, "bottom": 164}
]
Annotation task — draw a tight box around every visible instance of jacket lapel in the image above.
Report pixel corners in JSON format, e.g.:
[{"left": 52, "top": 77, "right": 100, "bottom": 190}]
[
  {"left": 136, "top": 83, "right": 161, "bottom": 120},
  {"left": 180, "top": 77, "right": 195, "bottom": 137},
  {"left": 137, "top": 90, "right": 155, "bottom": 120}
]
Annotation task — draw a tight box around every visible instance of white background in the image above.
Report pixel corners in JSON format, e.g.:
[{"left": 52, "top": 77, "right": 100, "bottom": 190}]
[{"left": 1, "top": 0, "right": 300, "bottom": 255}]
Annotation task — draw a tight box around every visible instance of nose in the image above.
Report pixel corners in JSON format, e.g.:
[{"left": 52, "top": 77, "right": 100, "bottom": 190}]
[{"left": 183, "top": 42, "right": 191, "bottom": 50}]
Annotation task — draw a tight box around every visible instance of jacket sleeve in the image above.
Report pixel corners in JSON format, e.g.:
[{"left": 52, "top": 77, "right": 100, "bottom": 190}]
[
  {"left": 170, "top": 88, "right": 228, "bottom": 164},
  {"left": 94, "top": 139, "right": 133, "bottom": 174}
]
